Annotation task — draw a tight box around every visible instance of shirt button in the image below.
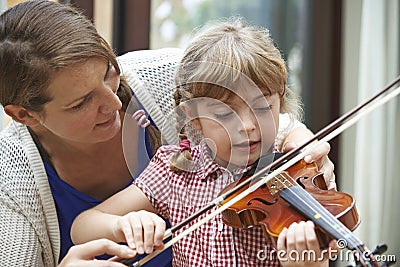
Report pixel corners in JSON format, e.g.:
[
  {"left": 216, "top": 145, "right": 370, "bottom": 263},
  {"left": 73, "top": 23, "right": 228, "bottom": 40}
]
[{"left": 218, "top": 222, "right": 224, "bottom": 231}]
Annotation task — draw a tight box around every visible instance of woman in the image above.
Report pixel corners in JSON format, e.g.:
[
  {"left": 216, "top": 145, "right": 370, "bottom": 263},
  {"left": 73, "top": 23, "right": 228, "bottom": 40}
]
[
  {"left": 0, "top": 1, "right": 171, "bottom": 266},
  {"left": 0, "top": 1, "right": 334, "bottom": 266}
]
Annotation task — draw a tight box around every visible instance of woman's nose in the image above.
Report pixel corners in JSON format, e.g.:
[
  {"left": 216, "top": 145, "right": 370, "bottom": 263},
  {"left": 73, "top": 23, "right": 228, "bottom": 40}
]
[{"left": 99, "top": 89, "right": 122, "bottom": 114}]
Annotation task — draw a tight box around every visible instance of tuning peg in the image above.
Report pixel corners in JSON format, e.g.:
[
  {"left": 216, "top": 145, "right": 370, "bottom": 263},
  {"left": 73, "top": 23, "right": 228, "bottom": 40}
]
[{"left": 371, "top": 243, "right": 388, "bottom": 255}]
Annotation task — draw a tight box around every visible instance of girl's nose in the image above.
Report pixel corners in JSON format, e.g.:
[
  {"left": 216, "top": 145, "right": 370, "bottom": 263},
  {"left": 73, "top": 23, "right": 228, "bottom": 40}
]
[
  {"left": 239, "top": 110, "right": 257, "bottom": 133},
  {"left": 99, "top": 89, "right": 122, "bottom": 114}
]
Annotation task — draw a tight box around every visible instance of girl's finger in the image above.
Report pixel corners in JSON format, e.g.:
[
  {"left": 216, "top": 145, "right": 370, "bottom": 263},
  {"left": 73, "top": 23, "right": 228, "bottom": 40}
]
[
  {"left": 128, "top": 213, "right": 145, "bottom": 254},
  {"left": 153, "top": 216, "right": 166, "bottom": 248},
  {"left": 304, "top": 142, "right": 330, "bottom": 163},
  {"left": 304, "top": 221, "right": 320, "bottom": 255},
  {"left": 119, "top": 219, "right": 136, "bottom": 249}
]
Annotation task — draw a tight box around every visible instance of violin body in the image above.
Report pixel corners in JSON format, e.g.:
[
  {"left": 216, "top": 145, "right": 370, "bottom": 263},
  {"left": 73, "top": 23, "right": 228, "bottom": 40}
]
[{"left": 220, "top": 159, "right": 360, "bottom": 246}]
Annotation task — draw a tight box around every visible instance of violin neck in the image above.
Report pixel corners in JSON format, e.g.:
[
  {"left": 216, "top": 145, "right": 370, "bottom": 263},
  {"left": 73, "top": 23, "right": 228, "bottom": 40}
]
[{"left": 280, "top": 185, "right": 363, "bottom": 250}]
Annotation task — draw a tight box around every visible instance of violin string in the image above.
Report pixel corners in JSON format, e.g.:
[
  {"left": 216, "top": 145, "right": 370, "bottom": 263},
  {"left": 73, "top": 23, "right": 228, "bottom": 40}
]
[
  {"left": 273, "top": 168, "right": 379, "bottom": 264},
  {"left": 131, "top": 85, "right": 400, "bottom": 266},
  {"left": 274, "top": 173, "right": 364, "bottom": 251}
]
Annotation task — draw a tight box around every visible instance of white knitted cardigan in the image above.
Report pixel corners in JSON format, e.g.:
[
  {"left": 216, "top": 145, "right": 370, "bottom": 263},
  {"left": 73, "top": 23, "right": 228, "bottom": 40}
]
[
  {"left": 0, "top": 48, "right": 301, "bottom": 266},
  {"left": 0, "top": 121, "right": 59, "bottom": 266}
]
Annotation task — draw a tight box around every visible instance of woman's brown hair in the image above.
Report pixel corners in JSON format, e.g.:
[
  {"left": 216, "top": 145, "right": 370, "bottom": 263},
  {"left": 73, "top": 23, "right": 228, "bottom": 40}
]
[{"left": 0, "top": 0, "right": 161, "bottom": 150}]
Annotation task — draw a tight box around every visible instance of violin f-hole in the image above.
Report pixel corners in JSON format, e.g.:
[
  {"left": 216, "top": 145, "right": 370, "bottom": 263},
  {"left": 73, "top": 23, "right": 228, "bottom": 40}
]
[
  {"left": 247, "top": 197, "right": 278, "bottom": 206},
  {"left": 295, "top": 176, "right": 308, "bottom": 189}
]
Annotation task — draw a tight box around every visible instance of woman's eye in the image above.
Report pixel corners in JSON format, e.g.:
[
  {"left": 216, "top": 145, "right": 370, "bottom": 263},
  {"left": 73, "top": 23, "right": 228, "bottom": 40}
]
[
  {"left": 104, "top": 63, "right": 112, "bottom": 81},
  {"left": 105, "top": 63, "right": 119, "bottom": 81},
  {"left": 71, "top": 96, "right": 92, "bottom": 111},
  {"left": 112, "top": 85, "right": 120, "bottom": 94},
  {"left": 71, "top": 101, "right": 86, "bottom": 111}
]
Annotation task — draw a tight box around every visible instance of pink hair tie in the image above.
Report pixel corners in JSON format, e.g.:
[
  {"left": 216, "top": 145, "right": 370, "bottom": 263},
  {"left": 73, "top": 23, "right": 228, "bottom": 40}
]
[
  {"left": 179, "top": 139, "right": 191, "bottom": 152},
  {"left": 132, "top": 109, "right": 151, "bottom": 128}
]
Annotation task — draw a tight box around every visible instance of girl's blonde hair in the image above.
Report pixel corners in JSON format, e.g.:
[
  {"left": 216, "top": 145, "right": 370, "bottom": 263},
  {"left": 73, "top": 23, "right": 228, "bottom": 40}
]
[{"left": 171, "top": 17, "right": 302, "bottom": 172}]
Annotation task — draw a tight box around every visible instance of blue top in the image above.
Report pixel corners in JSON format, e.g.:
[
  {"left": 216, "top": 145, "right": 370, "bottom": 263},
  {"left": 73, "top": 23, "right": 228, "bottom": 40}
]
[{"left": 35, "top": 109, "right": 172, "bottom": 266}]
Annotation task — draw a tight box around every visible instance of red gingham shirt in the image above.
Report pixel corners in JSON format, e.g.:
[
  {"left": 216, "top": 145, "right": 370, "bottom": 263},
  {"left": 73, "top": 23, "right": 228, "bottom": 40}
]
[{"left": 134, "top": 115, "right": 299, "bottom": 266}]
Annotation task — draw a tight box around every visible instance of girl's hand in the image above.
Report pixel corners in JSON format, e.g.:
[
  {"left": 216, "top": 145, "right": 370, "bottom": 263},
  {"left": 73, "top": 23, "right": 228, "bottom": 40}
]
[
  {"left": 58, "top": 239, "right": 136, "bottom": 267},
  {"left": 283, "top": 141, "right": 336, "bottom": 190},
  {"left": 112, "top": 210, "right": 166, "bottom": 254},
  {"left": 276, "top": 221, "right": 335, "bottom": 267}
]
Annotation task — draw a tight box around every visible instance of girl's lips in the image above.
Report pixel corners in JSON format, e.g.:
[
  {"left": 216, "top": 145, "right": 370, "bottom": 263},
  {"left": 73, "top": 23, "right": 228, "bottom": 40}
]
[{"left": 233, "top": 141, "right": 260, "bottom": 152}]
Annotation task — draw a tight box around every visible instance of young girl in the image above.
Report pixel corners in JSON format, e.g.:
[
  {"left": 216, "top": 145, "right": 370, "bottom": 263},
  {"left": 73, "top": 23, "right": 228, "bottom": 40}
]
[{"left": 72, "top": 18, "right": 334, "bottom": 267}]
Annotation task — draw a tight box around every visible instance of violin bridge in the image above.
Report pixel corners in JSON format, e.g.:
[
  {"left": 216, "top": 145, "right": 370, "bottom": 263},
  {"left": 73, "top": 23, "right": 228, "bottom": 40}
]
[{"left": 266, "top": 172, "right": 294, "bottom": 195}]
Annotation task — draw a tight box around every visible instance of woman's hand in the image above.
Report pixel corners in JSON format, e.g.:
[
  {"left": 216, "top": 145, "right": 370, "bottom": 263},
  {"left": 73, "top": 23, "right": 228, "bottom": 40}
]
[
  {"left": 58, "top": 239, "right": 136, "bottom": 267},
  {"left": 276, "top": 221, "right": 337, "bottom": 267},
  {"left": 112, "top": 210, "right": 166, "bottom": 254}
]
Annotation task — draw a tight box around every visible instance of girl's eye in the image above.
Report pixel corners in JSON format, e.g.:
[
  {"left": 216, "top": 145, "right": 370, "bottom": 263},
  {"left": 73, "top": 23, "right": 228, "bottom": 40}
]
[
  {"left": 254, "top": 104, "right": 272, "bottom": 112},
  {"left": 214, "top": 111, "right": 234, "bottom": 119}
]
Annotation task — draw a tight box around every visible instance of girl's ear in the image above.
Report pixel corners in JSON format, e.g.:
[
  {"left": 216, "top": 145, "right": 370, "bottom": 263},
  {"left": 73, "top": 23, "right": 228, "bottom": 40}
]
[
  {"left": 179, "top": 102, "right": 202, "bottom": 131},
  {"left": 4, "top": 105, "right": 41, "bottom": 126}
]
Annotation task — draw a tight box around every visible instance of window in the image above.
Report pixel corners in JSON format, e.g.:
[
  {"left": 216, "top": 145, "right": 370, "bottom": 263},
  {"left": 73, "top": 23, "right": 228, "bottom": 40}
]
[{"left": 151, "top": 0, "right": 309, "bottom": 96}]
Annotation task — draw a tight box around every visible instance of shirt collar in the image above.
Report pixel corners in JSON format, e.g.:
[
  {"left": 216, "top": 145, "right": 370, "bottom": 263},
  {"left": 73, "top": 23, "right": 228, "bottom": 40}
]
[{"left": 191, "top": 143, "right": 254, "bottom": 181}]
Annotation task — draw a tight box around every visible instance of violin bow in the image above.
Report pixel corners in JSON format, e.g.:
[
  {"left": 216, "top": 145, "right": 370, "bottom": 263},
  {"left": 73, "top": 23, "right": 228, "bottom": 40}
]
[{"left": 121, "top": 76, "right": 400, "bottom": 267}]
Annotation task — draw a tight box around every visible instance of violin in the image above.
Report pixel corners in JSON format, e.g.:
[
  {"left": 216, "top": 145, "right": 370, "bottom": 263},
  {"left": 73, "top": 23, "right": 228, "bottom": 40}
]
[
  {"left": 219, "top": 153, "right": 360, "bottom": 249},
  {"left": 121, "top": 77, "right": 400, "bottom": 267},
  {"left": 219, "top": 153, "right": 397, "bottom": 267}
]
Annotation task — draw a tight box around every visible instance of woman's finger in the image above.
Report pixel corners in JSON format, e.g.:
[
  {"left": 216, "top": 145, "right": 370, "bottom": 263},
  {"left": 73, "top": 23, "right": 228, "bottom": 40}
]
[
  {"left": 72, "top": 239, "right": 136, "bottom": 259},
  {"left": 58, "top": 239, "right": 136, "bottom": 267}
]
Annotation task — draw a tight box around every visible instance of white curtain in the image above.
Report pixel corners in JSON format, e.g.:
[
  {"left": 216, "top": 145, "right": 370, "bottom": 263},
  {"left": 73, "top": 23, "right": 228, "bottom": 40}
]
[{"left": 341, "top": 0, "right": 399, "bottom": 265}]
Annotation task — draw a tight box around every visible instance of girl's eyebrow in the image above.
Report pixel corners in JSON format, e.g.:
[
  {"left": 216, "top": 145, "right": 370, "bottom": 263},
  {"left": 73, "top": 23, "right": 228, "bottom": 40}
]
[
  {"left": 253, "top": 92, "right": 271, "bottom": 100},
  {"left": 204, "top": 93, "right": 271, "bottom": 107},
  {"left": 206, "top": 101, "right": 225, "bottom": 107}
]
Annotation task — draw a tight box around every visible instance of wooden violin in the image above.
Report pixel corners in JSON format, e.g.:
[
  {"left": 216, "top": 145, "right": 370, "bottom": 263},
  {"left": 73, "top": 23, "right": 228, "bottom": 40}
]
[{"left": 220, "top": 153, "right": 360, "bottom": 249}]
